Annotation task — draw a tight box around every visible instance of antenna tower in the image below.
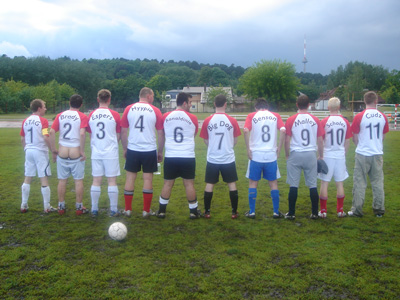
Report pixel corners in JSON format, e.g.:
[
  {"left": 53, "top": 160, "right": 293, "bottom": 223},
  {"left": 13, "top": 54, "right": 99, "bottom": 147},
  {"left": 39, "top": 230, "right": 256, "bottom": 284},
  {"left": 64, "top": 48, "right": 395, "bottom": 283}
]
[{"left": 302, "top": 35, "right": 308, "bottom": 73}]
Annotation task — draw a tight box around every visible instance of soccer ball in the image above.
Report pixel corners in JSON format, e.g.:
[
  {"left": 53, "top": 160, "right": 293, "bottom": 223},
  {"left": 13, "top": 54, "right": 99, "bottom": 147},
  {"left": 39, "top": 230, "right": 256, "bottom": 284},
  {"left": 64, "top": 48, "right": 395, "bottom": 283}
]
[{"left": 108, "top": 222, "right": 127, "bottom": 241}]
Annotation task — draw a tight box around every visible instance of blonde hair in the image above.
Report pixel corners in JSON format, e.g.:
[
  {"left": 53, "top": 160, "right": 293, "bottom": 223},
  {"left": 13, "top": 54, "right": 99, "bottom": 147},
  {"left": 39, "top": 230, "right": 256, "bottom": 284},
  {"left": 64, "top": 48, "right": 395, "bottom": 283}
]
[{"left": 328, "top": 97, "right": 341, "bottom": 111}]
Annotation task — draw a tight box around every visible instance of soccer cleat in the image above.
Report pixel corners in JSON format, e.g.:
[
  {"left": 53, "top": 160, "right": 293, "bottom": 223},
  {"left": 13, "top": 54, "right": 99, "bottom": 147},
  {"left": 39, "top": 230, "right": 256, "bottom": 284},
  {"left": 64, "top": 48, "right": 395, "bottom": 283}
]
[
  {"left": 273, "top": 211, "right": 284, "bottom": 219},
  {"left": 58, "top": 204, "right": 66, "bottom": 215},
  {"left": 142, "top": 209, "right": 156, "bottom": 218},
  {"left": 285, "top": 212, "right": 295, "bottom": 220},
  {"left": 157, "top": 211, "right": 166, "bottom": 219},
  {"left": 91, "top": 210, "right": 99, "bottom": 217},
  {"left": 337, "top": 211, "right": 347, "bottom": 218},
  {"left": 44, "top": 206, "right": 57, "bottom": 214},
  {"left": 244, "top": 211, "right": 256, "bottom": 219},
  {"left": 122, "top": 210, "right": 132, "bottom": 217},
  {"left": 231, "top": 212, "right": 239, "bottom": 219},
  {"left": 204, "top": 211, "right": 211, "bottom": 219},
  {"left": 375, "top": 214, "right": 383, "bottom": 218},
  {"left": 318, "top": 211, "right": 327, "bottom": 218},
  {"left": 348, "top": 210, "right": 361, "bottom": 217},
  {"left": 109, "top": 210, "right": 119, "bottom": 217},
  {"left": 309, "top": 214, "right": 319, "bottom": 220},
  {"left": 20, "top": 204, "right": 29, "bottom": 213},
  {"left": 76, "top": 206, "right": 89, "bottom": 216},
  {"left": 189, "top": 209, "right": 202, "bottom": 219}
]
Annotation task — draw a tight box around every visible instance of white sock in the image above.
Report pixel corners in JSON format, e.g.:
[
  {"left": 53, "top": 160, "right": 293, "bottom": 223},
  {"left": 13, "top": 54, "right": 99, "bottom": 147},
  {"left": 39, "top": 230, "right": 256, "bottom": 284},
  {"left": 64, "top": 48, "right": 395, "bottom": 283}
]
[
  {"left": 58, "top": 201, "right": 66, "bottom": 209},
  {"left": 108, "top": 185, "right": 119, "bottom": 212},
  {"left": 76, "top": 202, "right": 83, "bottom": 210},
  {"left": 41, "top": 186, "right": 51, "bottom": 210},
  {"left": 188, "top": 201, "right": 198, "bottom": 209},
  {"left": 21, "top": 183, "right": 30, "bottom": 207},
  {"left": 91, "top": 185, "right": 101, "bottom": 211},
  {"left": 159, "top": 196, "right": 169, "bottom": 205}
]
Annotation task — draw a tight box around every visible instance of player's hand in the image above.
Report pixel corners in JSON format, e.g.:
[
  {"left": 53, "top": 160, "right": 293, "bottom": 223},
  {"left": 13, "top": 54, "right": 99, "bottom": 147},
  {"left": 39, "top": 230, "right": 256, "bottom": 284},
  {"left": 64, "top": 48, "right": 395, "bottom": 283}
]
[
  {"left": 123, "top": 149, "right": 127, "bottom": 159},
  {"left": 157, "top": 152, "right": 163, "bottom": 163},
  {"left": 52, "top": 150, "right": 58, "bottom": 163},
  {"left": 247, "top": 149, "right": 252, "bottom": 160},
  {"left": 80, "top": 152, "right": 86, "bottom": 161}
]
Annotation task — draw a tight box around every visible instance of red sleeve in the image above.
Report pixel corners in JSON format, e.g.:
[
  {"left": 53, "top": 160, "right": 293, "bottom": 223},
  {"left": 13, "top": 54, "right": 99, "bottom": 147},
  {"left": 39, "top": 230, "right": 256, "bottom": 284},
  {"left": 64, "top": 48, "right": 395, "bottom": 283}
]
[
  {"left": 152, "top": 106, "right": 164, "bottom": 130},
  {"left": 226, "top": 115, "right": 242, "bottom": 137},
  {"left": 343, "top": 117, "right": 353, "bottom": 139},
  {"left": 244, "top": 112, "right": 256, "bottom": 130},
  {"left": 79, "top": 112, "right": 88, "bottom": 128},
  {"left": 273, "top": 112, "right": 285, "bottom": 129},
  {"left": 40, "top": 117, "right": 49, "bottom": 136},
  {"left": 121, "top": 105, "right": 132, "bottom": 128},
  {"left": 382, "top": 114, "right": 389, "bottom": 134},
  {"left": 163, "top": 111, "right": 171, "bottom": 123},
  {"left": 187, "top": 112, "right": 199, "bottom": 136},
  {"left": 310, "top": 114, "right": 324, "bottom": 137},
  {"left": 111, "top": 109, "right": 121, "bottom": 133},
  {"left": 351, "top": 111, "right": 365, "bottom": 134},
  {"left": 285, "top": 114, "right": 297, "bottom": 137},
  {"left": 51, "top": 113, "right": 61, "bottom": 132},
  {"left": 20, "top": 119, "right": 26, "bottom": 136},
  {"left": 200, "top": 116, "right": 211, "bottom": 139}
]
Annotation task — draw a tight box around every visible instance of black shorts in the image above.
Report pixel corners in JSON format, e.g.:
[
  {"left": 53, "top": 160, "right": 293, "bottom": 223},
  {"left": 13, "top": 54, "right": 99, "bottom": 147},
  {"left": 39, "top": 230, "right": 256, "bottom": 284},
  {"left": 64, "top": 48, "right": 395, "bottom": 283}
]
[
  {"left": 125, "top": 149, "right": 157, "bottom": 173},
  {"left": 205, "top": 161, "right": 238, "bottom": 184},
  {"left": 164, "top": 157, "right": 196, "bottom": 180}
]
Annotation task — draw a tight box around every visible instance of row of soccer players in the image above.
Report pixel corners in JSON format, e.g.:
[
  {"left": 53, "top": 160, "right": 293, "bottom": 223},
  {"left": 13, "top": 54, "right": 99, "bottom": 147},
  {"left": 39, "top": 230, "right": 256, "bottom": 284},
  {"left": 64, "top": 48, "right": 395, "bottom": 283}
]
[{"left": 20, "top": 88, "right": 388, "bottom": 219}]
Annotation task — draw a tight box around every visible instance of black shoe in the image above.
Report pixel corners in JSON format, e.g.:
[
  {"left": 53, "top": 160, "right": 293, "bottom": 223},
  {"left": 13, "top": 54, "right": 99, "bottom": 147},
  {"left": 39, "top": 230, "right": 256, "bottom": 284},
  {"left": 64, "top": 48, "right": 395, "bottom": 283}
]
[{"left": 285, "top": 212, "right": 295, "bottom": 220}]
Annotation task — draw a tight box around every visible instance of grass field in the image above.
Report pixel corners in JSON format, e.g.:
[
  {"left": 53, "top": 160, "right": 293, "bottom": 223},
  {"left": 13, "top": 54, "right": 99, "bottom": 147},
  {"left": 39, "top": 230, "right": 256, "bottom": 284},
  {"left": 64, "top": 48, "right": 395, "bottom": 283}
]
[{"left": 1, "top": 127, "right": 399, "bottom": 299}]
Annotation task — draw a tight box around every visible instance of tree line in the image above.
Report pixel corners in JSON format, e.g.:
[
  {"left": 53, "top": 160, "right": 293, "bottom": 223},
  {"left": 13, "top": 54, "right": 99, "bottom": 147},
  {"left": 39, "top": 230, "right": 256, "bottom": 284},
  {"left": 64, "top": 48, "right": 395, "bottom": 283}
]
[{"left": 0, "top": 54, "right": 398, "bottom": 113}]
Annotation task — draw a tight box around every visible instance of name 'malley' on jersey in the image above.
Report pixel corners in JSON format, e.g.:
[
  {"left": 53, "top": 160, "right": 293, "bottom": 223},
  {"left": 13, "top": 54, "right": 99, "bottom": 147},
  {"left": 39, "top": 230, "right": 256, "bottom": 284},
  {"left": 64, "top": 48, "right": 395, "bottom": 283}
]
[
  {"left": 87, "top": 108, "right": 121, "bottom": 159},
  {"left": 200, "top": 113, "right": 241, "bottom": 164},
  {"left": 163, "top": 110, "right": 198, "bottom": 158}
]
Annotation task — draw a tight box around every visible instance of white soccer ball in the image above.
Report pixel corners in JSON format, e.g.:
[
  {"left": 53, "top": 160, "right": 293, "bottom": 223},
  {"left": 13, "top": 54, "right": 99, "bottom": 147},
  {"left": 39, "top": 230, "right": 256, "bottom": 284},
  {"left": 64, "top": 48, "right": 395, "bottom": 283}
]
[{"left": 108, "top": 222, "right": 127, "bottom": 241}]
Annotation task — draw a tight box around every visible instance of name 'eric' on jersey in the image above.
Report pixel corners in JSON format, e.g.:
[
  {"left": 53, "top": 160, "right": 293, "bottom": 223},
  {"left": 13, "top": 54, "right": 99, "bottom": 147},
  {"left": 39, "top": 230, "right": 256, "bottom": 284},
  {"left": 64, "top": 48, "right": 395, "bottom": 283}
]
[
  {"left": 163, "top": 109, "right": 198, "bottom": 158},
  {"left": 200, "top": 113, "right": 241, "bottom": 164},
  {"left": 87, "top": 108, "right": 121, "bottom": 159}
]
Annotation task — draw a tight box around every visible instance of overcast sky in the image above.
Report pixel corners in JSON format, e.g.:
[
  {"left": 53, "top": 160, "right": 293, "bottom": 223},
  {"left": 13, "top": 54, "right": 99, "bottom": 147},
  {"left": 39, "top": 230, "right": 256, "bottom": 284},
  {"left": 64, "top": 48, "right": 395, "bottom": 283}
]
[{"left": 1, "top": 0, "right": 399, "bottom": 75}]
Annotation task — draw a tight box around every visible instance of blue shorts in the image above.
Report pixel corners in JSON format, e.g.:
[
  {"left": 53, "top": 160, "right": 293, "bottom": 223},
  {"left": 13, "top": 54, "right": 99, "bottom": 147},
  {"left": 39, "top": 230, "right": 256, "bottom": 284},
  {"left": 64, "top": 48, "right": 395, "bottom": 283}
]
[{"left": 246, "top": 160, "right": 280, "bottom": 181}]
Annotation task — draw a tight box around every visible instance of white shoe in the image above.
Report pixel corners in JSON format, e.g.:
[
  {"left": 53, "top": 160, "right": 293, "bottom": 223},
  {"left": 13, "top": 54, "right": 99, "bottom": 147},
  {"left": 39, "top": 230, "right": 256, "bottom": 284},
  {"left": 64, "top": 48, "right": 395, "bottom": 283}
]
[
  {"left": 20, "top": 204, "right": 29, "bottom": 213},
  {"left": 44, "top": 206, "right": 57, "bottom": 213},
  {"left": 337, "top": 211, "right": 347, "bottom": 218},
  {"left": 142, "top": 210, "right": 156, "bottom": 218},
  {"left": 348, "top": 210, "right": 361, "bottom": 217},
  {"left": 122, "top": 210, "right": 132, "bottom": 217},
  {"left": 318, "top": 211, "right": 327, "bottom": 218}
]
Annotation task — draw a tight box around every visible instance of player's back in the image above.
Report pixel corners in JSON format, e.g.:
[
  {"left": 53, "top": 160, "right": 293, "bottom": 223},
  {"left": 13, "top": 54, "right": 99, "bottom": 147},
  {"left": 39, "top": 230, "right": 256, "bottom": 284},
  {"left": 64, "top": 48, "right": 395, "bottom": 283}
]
[
  {"left": 88, "top": 108, "right": 121, "bottom": 159},
  {"left": 52, "top": 110, "right": 88, "bottom": 148},
  {"left": 21, "top": 115, "right": 49, "bottom": 152},
  {"left": 163, "top": 110, "right": 198, "bottom": 158},
  {"left": 285, "top": 113, "right": 321, "bottom": 152},
  {"left": 321, "top": 115, "right": 352, "bottom": 159},
  {"left": 121, "top": 102, "right": 163, "bottom": 152},
  {"left": 200, "top": 113, "right": 241, "bottom": 164}
]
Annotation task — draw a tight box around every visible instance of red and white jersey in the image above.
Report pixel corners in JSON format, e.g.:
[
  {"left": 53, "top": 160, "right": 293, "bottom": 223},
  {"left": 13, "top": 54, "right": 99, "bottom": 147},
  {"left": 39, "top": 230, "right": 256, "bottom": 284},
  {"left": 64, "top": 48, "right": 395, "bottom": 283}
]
[
  {"left": 351, "top": 108, "right": 389, "bottom": 156},
  {"left": 121, "top": 102, "right": 163, "bottom": 152},
  {"left": 244, "top": 110, "right": 285, "bottom": 163},
  {"left": 163, "top": 109, "right": 198, "bottom": 158},
  {"left": 200, "top": 113, "right": 241, "bottom": 164},
  {"left": 20, "top": 114, "right": 49, "bottom": 152},
  {"left": 285, "top": 113, "right": 324, "bottom": 152},
  {"left": 51, "top": 110, "right": 88, "bottom": 147},
  {"left": 320, "top": 115, "right": 352, "bottom": 159},
  {"left": 87, "top": 108, "right": 121, "bottom": 159}
]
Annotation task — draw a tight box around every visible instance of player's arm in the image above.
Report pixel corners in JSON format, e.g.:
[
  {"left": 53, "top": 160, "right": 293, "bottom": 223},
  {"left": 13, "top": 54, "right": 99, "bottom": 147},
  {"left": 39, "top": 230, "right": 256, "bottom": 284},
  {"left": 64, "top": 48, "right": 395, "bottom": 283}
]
[
  {"left": 344, "top": 138, "right": 350, "bottom": 154},
  {"left": 49, "top": 128, "right": 58, "bottom": 163},
  {"left": 284, "top": 134, "right": 291, "bottom": 159},
  {"left": 116, "top": 132, "right": 121, "bottom": 142},
  {"left": 157, "top": 129, "right": 165, "bottom": 163},
  {"left": 352, "top": 133, "right": 359, "bottom": 146},
  {"left": 79, "top": 128, "right": 86, "bottom": 161},
  {"left": 233, "top": 136, "right": 238, "bottom": 147},
  {"left": 277, "top": 128, "right": 286, "bottom": 158},
  {"left": 317, "top": 136, "right": 324, "bottom": 159},
  {"left": 121, "top": 127, "right": 128, "bottom": 159},
  {"left": 21, "top": 136, "right": 26, "bottom": 149},
  {"left": 243, "top": 128, "right": 252, "bottom": 160},
  {"left": 203, "top": 139, "right": 209, "bottom": 147}
]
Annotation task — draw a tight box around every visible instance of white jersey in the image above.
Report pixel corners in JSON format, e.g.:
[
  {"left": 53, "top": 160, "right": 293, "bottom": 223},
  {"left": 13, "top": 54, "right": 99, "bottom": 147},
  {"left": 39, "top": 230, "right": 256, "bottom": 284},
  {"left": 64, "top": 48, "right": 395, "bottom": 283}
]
[
  {"left": 351, "top": 108, "right": 389, "bottom": 156},
  {"left": 320, "top": 115, "right": 352, "bottom": 159},
  {"left": 121, "top": 102, "right": 163, "bottom": 152},
  {"left": 20, "top": 114, "right": 49, "bottom": 152},
  {"left": 244, "top": 110, "right": 285, "bottom": 163},
  {"left": 87, "top": 108, "right": 121, "bottom": 159},
  {"left": 163, "top": 110, "right": 198, "bottom": 158},
  {"left": 285, "top": 113, "right": 324, "bottom": 153},
  {"left": 51, "top": 110, "right": 88, "bottom": 148},
  {"left": 200, "top": 113, "right": 241, "bottom": 164}
]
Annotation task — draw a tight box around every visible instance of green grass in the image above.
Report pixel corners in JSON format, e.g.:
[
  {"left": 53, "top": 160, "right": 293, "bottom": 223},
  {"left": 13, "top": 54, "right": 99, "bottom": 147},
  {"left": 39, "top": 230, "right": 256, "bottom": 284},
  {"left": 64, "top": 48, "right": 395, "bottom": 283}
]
[{"left": 1, "top": 128, "right": 399, "bottom": 299}]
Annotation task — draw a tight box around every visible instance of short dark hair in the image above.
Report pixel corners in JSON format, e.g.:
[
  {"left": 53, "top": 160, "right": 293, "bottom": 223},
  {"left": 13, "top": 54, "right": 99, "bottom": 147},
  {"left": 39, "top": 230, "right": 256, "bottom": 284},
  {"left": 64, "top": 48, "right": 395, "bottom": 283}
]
[
  {"left": 297, "top": 94, "right": 309, "bottom": 110},
  {"left": 364, "top": 91, "right": 378, "bottom": 105},
  {"left": 214, "top": 94, "right": 227, "bottom": 108},
  {"left": 176, "top": 92, "right": 189, "bottom": 107},
  {"left": 97, "top": 89, "right": 111, "bottom": 103},
  {"left": 70, "top": 94, "right": 83, "bottom": 109},
  {"left": 30, "top": 99, "right": 44, "bottom": 112},
  {"left": 254, "top": 98, "right": 268, "bottom": 110}
]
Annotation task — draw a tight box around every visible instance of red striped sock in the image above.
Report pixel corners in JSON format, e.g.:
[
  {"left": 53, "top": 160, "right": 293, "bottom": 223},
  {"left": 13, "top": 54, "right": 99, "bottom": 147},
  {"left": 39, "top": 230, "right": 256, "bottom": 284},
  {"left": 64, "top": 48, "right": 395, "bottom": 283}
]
[
  {"left": 143, "top": 192, "right": 153, "bottom": 212},
  {"left": 337, "top": 195, "right": 345, "bottom": 213},
  {"left": 124, "top": 190, "right": 133, "bottom": 211},
  {"left": 320, "top": 196, "right": 327, "bottom": 213}
]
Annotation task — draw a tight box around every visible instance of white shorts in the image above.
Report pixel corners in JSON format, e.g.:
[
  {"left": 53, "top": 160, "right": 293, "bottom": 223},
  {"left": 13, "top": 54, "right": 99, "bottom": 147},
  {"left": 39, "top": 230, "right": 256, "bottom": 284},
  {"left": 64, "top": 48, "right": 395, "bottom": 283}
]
[
  {"left": 25, "top": 149, "right": 51, "bottom": 178},
  {"left": 317, "top": 157, "right": 349, "bottom": 182},
  {"left": 91, "top": 158, "right": 121, "bottom": 177},
  {"left": 57, "top": 156, "right": 85, "bottom": 180}
]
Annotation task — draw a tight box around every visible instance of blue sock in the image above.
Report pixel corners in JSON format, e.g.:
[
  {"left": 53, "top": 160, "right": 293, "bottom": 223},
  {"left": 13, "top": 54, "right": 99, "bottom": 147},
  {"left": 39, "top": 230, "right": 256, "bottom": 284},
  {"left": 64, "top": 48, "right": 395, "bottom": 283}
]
[
  {"left": 248, "top": 188, "right": 257, "bottom": 213},
  {"left": 271, "top": 189, "right": 280, "bottom": 214}
]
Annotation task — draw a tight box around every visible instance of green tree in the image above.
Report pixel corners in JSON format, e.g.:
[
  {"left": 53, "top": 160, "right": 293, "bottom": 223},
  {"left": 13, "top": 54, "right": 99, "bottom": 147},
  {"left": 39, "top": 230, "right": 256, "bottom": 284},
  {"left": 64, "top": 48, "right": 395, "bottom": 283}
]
[
  {"left": 381, "top": 70, "right": 400, "bottom": 104},
  {"left": 204, "top": 86, "right": 233, "bottom": 108},
  {"left": 238, "top": 59, "right": 299, "bottom": 109}
]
